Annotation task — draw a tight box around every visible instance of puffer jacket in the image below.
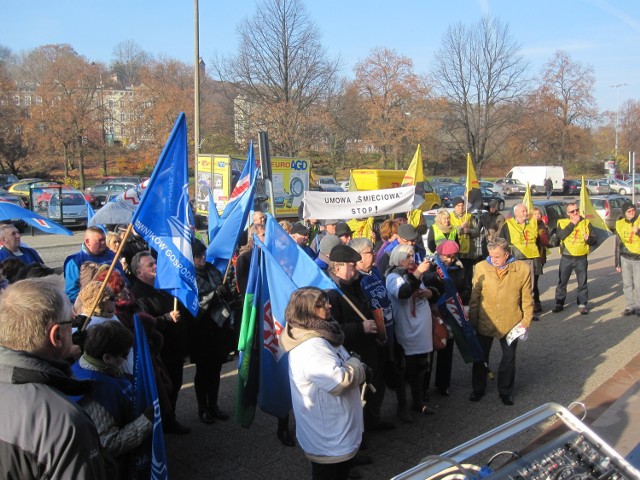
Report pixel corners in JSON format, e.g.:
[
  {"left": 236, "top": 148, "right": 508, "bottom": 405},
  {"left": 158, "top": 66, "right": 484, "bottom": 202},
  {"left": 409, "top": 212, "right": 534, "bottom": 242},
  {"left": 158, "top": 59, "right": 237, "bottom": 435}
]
[
  {"left": 0, "top": 346, "right": 106, "bottom": 479},
  {"left": 469, "top": 258, "right": 534, "bottom": 338}
]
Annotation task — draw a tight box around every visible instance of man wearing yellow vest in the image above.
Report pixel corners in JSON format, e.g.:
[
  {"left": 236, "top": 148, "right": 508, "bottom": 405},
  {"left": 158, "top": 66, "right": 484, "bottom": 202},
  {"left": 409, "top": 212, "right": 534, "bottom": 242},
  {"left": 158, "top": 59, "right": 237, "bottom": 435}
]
[
  {"left": 449, "top": 197, "right": 479, "bottom": 289},
  {"left": 552, "top": 202, "right": 596, "bottom": 315},
  {"left": 498, "top": 204, "right": 542, "bottom": 315},
  {"left": 614, "top": 203, "right": 640, "bottom": 316}
]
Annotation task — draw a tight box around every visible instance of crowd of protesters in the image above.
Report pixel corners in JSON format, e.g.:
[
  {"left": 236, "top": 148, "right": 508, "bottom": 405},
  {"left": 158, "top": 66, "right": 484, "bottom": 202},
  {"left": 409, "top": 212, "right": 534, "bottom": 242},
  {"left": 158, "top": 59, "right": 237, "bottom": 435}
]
[{"left": 0, "top": 191, "right": 637, "bottom": 480}]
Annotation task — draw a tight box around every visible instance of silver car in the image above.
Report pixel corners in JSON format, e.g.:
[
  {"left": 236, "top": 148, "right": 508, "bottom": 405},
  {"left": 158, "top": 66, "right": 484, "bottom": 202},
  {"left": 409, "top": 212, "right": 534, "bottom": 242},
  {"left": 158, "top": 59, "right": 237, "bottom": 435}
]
[{"left": 47, "top": 190, "right": 88, "bottom": 227}]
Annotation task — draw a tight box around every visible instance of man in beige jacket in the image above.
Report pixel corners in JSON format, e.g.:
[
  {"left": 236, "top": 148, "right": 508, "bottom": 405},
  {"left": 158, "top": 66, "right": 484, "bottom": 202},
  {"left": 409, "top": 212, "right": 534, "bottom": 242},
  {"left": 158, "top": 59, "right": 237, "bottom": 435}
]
[{"left": 468, "top": 238, "right": 534, "bottom": 406}]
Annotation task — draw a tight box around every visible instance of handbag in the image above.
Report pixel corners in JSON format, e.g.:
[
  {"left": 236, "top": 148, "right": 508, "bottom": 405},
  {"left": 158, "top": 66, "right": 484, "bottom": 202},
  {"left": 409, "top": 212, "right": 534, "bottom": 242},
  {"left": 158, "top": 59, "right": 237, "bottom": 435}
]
[
  {"left": 432, "top": 316, "right": 448, "bottom": 351},
  {"left": 211, "top": 296, "right": 232, "bottom": 329},
  {"left": 548, "top": 228, "right": 560, "bottom": 248}
]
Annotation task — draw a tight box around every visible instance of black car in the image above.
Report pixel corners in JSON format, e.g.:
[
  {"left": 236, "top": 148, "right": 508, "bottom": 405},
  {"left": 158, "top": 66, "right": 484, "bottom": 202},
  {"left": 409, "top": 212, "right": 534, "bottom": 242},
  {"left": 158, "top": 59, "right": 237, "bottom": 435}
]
[
  {"left": 506, "top": 200, "right": 569, "bottom": 231},
  {"left": 441, "top": 185, "right": 505, "bottom": 211},
  {"left": 563, "top": 179, "right": 581, "bottom": 196}
]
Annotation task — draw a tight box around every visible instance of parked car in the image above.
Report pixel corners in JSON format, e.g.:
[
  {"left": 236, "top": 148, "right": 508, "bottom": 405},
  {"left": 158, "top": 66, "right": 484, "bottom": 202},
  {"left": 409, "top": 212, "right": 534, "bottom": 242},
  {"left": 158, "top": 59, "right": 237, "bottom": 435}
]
[
  {"left": 494, "top": 178, "right": 525, "bottom": 196},
  {"left": 6, "top": 178, "right": 43, "bottom": 196},
  {"left": 505, "top": 200, "right": 569, "bottom": 231},
  {"left": 0, "top": 191, "right": 29, "bottom": 232},
  {"left": 562, "top": 179, "right": 581, "bottom": 196},
  {"left": 0, "top": 174, "right": 20, "bottom": 188},
  {"left": 29, "top": 183, "right": 97, "bottom": 210},
  {"left": 605, "top": 178, "right": 636, "bottom": 195},
  {"left": 584, "top": 179, "right": 612, "bottom": 195},
  {"left": 581, "top": 194, "right": 629, "bottom": 230},
  {"left": 440, "top": 185, "right": 504, "bottom": 211},
  {"left": 430, "top": 177, "right": 458, "bottom": 184},
  {"left": 88, "top": 182, "right": 135, "bottom": 207},
  {"left": 480, "top": 188, "right": 505, "bottom": 211},
  {"left": 479, "top": 180, "right": 504, "bottom": 196},
  {"left": 338, "top": 180, "right": 350, "bottom": 191},
  {"left": 47, "top": 190, "right": 88, "bottom": 227}
]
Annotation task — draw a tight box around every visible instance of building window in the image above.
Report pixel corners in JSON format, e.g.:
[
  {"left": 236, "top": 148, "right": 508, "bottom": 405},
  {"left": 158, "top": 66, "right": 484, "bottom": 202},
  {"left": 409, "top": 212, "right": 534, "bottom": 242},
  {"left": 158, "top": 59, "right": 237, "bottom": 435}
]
[
  {"left": 120, "top": 113, "right": 125, "bottom": 122},
  {"left": 36, "top": 96, "right": 42, "bottom": 105},
  {"left": 109, "top": 100, "right": 114, "bottom": 109},
  {"left": 13, "top": 95, "right": 20, "bottom": 106},
  {"left": 120, "top": 126, "right": 125, "bottom": 136}
]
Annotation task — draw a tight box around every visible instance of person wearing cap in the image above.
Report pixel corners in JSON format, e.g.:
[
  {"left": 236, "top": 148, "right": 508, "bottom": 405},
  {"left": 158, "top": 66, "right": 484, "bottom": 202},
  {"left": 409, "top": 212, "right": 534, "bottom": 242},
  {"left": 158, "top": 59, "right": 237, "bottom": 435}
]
[
  {"left": 385, "top": 244, "right": 436, "bottom": 420},
  {"left": 551, "top": 202, "right": 596, "bottom": 315},
  {"left": 315, "top": 234, "right": 341, "bottom": 272},
  {"left": 449, "top": 197, "right": 480, "bottom": 289},
  {"left": 426, "top": 209, "right": 458, "bottom": 254},
  {"left": 498, "top": 204, "right": 542, "bottom": 316},
  {"left": 290, "top": 222, "right": 317, "bottom": 259},
  {"left": 615, "top": 203, "right": 640, "bottom": 316},
  {"left": 326, "top": 244, "right": 385, "bottom": 437},
  {"left": 479, "top": 199, "right": 505, "bottom": 254},
  {"left": 335, "top": 222, "right": 354, "bottom": 245},
  {"left": 311, "top": 219, "right": 339, "bottom": 253},
  {"left": 349, "top": 237, "right": 396, "bottom": 432},
  {"left": 423, "top": 240, "right": 470, "bottom": 398},
  {"left": 377, "top": 223, "right": 424, "bottom": 276}
]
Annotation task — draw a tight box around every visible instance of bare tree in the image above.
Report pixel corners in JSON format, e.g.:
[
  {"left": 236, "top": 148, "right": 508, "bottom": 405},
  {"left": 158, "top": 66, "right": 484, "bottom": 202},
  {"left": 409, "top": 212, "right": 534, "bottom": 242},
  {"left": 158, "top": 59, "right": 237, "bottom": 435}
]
[
  {"left": 354, "top": 47, "right": 431, "bottom": 169},
  {"left": 432, "top": 17, "right": 529, "bottom": 173},
  {"left": 535, "top": 50, "right": 597, "bottom": 165},
  {"left": 0, "top": 48, "right": 28, "bottom": 174},
  {"left": 110, "top": 40, "right": 151, "bottom": 88},
  {"left": 213, "top": 0, "right": 339, "bottom": 155}
]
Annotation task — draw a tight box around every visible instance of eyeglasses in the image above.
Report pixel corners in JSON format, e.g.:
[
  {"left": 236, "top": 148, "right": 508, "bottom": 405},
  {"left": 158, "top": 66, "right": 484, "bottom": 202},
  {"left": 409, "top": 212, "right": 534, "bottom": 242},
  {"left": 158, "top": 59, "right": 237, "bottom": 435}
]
[
  {"left": 568, "top": 209, "right": 579, "bottom": 214},
  {"left": 316, "top": 298, "right": 331, "bottom": 308}
]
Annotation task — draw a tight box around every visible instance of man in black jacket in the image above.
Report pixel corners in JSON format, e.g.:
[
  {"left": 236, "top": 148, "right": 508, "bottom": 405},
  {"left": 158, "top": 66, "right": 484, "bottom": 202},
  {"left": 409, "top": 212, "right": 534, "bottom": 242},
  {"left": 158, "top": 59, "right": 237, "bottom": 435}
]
[
  {"left": 0, "top": 278, "right": 106, "bottom": 479},
  {"left": 131, "top": 251, "right": 192, "bottom": 434}
]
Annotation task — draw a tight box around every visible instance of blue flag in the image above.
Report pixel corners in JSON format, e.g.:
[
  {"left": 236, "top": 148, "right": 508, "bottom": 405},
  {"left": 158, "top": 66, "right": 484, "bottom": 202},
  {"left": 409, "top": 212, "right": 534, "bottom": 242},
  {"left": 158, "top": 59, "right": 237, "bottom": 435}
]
[
  {"left": 206, "top": 141, "right": 258, "bottom": 271},
  {"left": 133, "top": 315, "right": 168, "bottom": 480},
  {"left": 207, "top": 186, "right": 222, "bottom": 243},
  {"left": 130, "top": 113, "right": 199, "bottom": 316},
  {"left": 0, "top": 201, "right": 73, "bottom": 235},
  {"left": 433, "top": 255, "right": 486, "bottom": 364},
  {"left": 262, "top": 215, "right": 336, "bottom": 291}
]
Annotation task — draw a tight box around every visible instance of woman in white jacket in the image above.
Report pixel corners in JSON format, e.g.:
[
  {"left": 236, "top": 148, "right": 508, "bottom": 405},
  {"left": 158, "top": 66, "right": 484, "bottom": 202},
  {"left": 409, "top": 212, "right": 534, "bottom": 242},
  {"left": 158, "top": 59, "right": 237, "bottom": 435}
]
[{"left": 281, "top": 286, "right": 366, "bottom": 480}]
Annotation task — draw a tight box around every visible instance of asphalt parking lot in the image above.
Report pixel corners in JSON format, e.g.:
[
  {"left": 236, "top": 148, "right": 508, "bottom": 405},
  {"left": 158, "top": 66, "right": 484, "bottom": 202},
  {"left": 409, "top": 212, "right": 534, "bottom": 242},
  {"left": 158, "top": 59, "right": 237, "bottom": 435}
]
[{"left": 26, "top": 200, "right": 640, "bottom": 480}]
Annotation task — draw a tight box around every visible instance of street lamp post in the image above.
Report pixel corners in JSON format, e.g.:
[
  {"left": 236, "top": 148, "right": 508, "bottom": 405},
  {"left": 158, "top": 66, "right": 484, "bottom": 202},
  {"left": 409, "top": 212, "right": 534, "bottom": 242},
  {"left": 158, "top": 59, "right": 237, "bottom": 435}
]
[{"left": 610, "top": 83, "right": 626, "bottom": 158}]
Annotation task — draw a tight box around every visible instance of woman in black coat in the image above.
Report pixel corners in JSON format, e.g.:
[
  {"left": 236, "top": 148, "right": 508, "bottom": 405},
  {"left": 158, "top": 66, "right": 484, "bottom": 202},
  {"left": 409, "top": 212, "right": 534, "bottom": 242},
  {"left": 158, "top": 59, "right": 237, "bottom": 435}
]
[{"left": 190, "top": 240, "right": 235, "bottom": 424}]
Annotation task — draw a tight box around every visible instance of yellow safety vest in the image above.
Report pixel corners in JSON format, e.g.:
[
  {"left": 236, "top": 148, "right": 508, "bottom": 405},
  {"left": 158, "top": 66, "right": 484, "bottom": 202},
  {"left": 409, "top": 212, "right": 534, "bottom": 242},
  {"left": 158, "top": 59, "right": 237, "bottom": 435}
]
[
  {"left": 557, "top": 218, "right": 591, "bottom": 256},
  {"left": 505, "top": 218, "right": 539, "bottom": 258},
  {"left": 432, "top": 224, "right": 457, "bottom": 246},
  {"left": 616, "top": 217, "right": 640, "bottom": 255},
  {"left": 449, "top": 212, "right": 472, "bottom": 254}
]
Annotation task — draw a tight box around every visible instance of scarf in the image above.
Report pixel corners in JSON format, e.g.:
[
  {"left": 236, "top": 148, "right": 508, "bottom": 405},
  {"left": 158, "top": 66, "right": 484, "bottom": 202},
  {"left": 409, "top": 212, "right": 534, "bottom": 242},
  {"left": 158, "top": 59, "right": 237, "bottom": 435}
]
[
  {"left": 288, "top": 316, "right": 345, "bottom": 347},
  {"left": 434, "top": 219, "right": 453, "bottom": 234}
]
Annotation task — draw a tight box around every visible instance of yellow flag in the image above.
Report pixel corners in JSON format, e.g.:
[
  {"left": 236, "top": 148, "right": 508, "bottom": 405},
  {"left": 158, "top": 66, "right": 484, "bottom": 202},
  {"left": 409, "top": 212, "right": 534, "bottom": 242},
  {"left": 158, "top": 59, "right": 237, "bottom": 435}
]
[
  {"left": 522, "top": 182, "right": 533, "bottom": 212},
  {"left": 579, "top": 176, "right": 610, "bottom": 232},
  {"left": 347, "top": 217, "right": 375, "bottom": 242},
  {"left": 465, "top": 152, "right": 482, "bottom": 211},
  {"left": 408, "top": 208, "right": 424, "bottom": 228},
  {"left": 401, "top": 144, "right": 424, "bottom": 187}
]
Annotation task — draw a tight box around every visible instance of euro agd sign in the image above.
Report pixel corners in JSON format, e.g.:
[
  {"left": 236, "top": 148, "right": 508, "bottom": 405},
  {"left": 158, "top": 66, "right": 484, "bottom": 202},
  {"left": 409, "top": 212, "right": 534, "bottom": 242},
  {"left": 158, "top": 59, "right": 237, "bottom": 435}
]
[
  {"left": 195, "top": 154, "right": 232, "bottom": 216},
  {"left": 266, "top": 157, "right": 310, "bottom": 218}
]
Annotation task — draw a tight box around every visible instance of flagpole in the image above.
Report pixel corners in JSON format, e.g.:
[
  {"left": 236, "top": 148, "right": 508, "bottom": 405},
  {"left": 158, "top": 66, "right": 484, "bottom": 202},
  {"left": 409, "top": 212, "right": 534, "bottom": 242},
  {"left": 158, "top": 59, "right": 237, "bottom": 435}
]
[{"left": 81, "top": 223, "right": 134, "bottom": 330}]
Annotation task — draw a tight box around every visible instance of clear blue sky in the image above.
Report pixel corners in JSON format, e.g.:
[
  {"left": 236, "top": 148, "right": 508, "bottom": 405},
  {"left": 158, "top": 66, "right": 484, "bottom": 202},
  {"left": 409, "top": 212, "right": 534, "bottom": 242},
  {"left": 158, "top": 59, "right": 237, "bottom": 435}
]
[{"left": 2, "top": 0, "right": 639, "bottom": 113}]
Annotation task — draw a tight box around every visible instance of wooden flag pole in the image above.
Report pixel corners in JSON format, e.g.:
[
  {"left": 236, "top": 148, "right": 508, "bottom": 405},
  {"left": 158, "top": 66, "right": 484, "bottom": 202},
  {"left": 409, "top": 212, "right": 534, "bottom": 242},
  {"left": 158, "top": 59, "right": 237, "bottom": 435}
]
[{"left": 81, "top": 223, "right": 134, "bottom": 331}]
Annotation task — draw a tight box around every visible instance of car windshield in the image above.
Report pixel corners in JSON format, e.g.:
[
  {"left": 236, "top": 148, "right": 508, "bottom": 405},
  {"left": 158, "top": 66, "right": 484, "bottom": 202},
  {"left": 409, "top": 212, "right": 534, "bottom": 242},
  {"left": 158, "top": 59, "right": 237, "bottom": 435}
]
[{"left": 53, "top": 193, "right": 84, "bottom": 206}]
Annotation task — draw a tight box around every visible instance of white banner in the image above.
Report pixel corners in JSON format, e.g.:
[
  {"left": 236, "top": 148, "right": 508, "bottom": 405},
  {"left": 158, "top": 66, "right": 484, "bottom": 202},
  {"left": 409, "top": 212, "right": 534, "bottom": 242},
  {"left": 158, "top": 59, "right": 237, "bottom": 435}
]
[{"left": 302, "top": 186, "right": 415, "bottom": 220}]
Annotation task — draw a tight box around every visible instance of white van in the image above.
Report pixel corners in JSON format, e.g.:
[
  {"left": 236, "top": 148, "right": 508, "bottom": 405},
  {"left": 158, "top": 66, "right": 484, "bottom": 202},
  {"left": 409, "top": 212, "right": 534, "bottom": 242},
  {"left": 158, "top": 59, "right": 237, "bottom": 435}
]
[{"left": 505, "top": 166, "right": 564, "bottom": 195}]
